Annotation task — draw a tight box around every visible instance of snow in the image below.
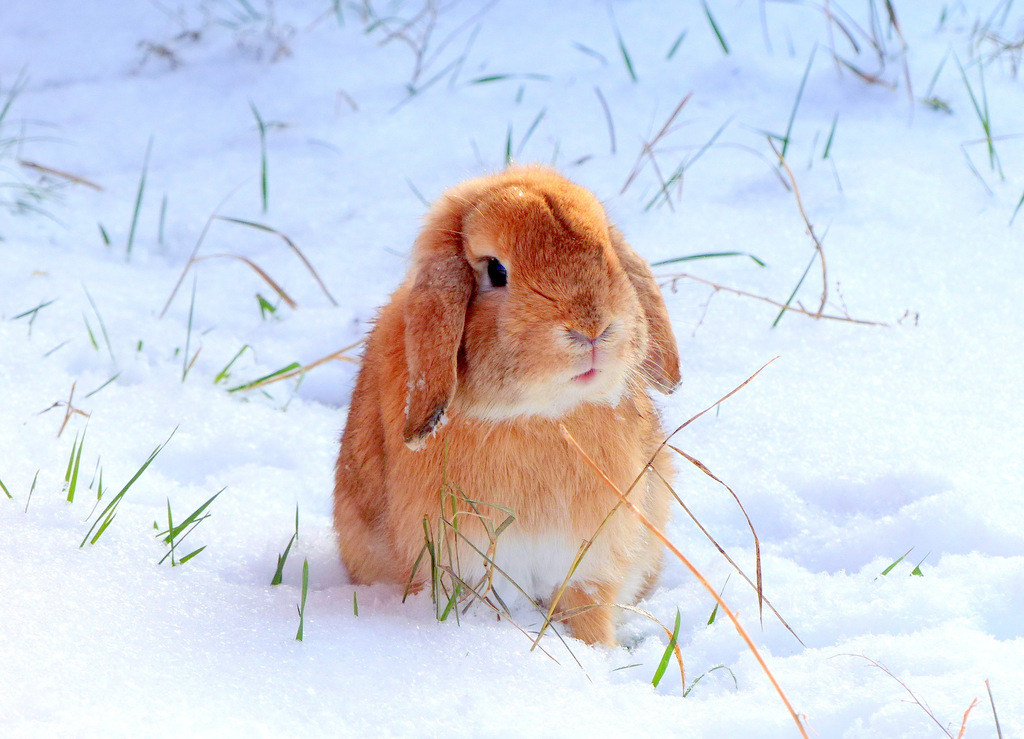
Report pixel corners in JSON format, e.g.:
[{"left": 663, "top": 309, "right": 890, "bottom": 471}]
[{"left": 1, "top": 1, "right": 1022, "bottom": 736}]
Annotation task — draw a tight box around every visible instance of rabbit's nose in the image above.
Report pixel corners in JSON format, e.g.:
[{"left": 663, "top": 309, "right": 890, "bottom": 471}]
[{"left": 567, "top": 324, "right": 613, "bottom": 346}]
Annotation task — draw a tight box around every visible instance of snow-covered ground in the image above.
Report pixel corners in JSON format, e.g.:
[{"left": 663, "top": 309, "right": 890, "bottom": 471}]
[{"left": 2, "top": 1, "right": 1022, "bottom": 736}]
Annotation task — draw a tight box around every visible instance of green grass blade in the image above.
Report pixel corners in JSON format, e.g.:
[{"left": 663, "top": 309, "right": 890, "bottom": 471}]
[
  {"left": 1011, "top": 190, "right": 1024, "bottom": 226},
  {"left": 250, "top": 101, "right": 268, "bottom": 212},
  {"left": 182, "top": 274, "right": 198, "bottom": 382},
  {"left": 516, "top": 108, "right": 547, "bottom": 157},
  {"left": 81, "top": 428, "right": 176, "bottom": 547},
  {"left": 616, "top": 30, "right": 638, "bottom": 82},
  {"left": 227, "top": 361, "right": 302, "bottom": 393},
  {"left": 295, "top": 558, "right": 309, "bottom": 641},
  {"left": 126, "top": 137, "right": 153, "bottom": 259},
  {"left": 214, "top": 344, "right": 252, "bottom": 385},
  {"left": 771, "top": 248, "right": 818, "bottom": 329},
  {"left": 703, "top": 1, "right": 730, "bottom": 54},
  {"left": 879, "top": 548, "right": 913, "bottom": 577},
  {"left": 271, "top": 533, "right": 297, "bottom": 585},
  {"left": 83, "top": 286, "right": 115, "bottom": 362},
  {"left": 652, "top": 251, "right": 766, "bottom": 268},
  {"left": 0, "top": 476, "right": 11, "bottom": 499},
  {"left": 667, "top": 30, "right": 687, "bottom": 59},
  {"left": 84, "top": 372, "right": 122, "bottom": 399},
  {"left": 66, "top": 426, "right": 86, "bottom": 503},
  {"left": 781, "top": 46, "right": 817, "bottom": 161},
  {"left": 651, "top": 608, "right": 681, "bottom": 688},
  {"left": 822, "top": 113, "right": 839, "bottom": 160}
]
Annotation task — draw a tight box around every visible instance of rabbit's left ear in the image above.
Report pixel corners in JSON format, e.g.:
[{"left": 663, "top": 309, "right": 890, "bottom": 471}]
[
  {"left": 609, "top": 227, "right": 681, "bottom": 393},
  {"left": 402, "top": 203, "right": 476, "bottom": 450}
]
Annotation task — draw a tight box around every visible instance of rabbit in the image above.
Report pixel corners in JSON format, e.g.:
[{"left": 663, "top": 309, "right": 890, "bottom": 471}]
[{"left": 333, "top": 165, "right": 680, "bottom": 646}]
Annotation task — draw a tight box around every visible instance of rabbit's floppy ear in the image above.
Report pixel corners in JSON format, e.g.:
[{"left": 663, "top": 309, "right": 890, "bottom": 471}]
[
  {"left": 402, "top": 199, "right": 476, "bottom": 450},
  {"left": 609, "top": 227, "right": 681, "bottom": 393}
]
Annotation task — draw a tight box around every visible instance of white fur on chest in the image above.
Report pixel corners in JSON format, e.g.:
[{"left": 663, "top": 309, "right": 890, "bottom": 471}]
[{"left": 458, "top": 529, "right": 607, "bottom": 607}]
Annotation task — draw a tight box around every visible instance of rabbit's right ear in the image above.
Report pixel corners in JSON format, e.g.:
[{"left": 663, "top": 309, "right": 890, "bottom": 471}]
[{"left": 402, "top": 200, "right": 476, "bottom": 450}]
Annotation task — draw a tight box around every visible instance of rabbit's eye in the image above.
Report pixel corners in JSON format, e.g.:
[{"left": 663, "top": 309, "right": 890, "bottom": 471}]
[{"left": 486, "top": 258, "right": 508, "bottom": 288}]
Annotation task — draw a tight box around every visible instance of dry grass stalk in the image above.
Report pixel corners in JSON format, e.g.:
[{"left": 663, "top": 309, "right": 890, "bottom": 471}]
[
  {"left": 661, "top": 271, "right": 889, "bottom": 327},
  {"left": 561, "top": 425, "right": 808, "bottom": 738},
  {"left": 18, "top": 160, "right": 103, "bottom": 191},
  {"left": 650, "top": 462, "right": 804, "bottom": 645},
  {"left": 193, "top": 254, "right": 297, "bottom": 308},
  {"left": 215, "top": 216, "right": 339, "bottom": 306},
  {"left": 668, "top": 444, "right": 763, "bottom": 624},
  {"left": 621, "top": 93, "right": 693, "bottom": 196},
  {"left": 839, "top": 654, "right": 975, "bottom": 738},
  {"left": 986, "top": 679, "right": 1004, "bottom": 738}
]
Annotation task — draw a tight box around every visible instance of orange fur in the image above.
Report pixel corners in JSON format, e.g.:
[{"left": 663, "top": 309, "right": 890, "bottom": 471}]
[{"left": 333, "top": 166, "right": 681, "bottom": 645}]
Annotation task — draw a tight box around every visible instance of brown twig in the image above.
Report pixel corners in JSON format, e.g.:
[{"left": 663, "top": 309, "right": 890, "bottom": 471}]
[
  {"left": 231, "top": 341, "right": 363, "bottom": 392},
  {"left": 38, "top": 382, "right": 90, "bottom": 437},
  {"left": 561, "top": 425, "right": 808, "bottom": 738}
]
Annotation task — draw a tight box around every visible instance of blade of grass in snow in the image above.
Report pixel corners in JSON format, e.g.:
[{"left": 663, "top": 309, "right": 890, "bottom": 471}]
[
  {"left": 353, "top": 591, "right": 358, "bottom": 616},
  {"left": 64, "top": 427, "right": 87, "bottom": 503},
  {"left": 823, "top": 113, "right": 839, "bottom": 159},
  {"left": 781, "top": 46, "right": 817, "bottom": 162},
  {"left": 98, "top": 223, "right": 111, "bottom": 246},
  {"left": 652, "top": 252, "right": 766, "bottom": 268},
  {"left": 125, "top": 137, "right": 152, "bottom": 259},
  {"left": 24, "top": 471, "right": 39, "bottom": 512},
  {"left": 295, "top": 558, "right": 309, "bottom": 641},
  {"left": 956, "top": 56, "right": 1002, "bottom": 178},
  {"left": 406, "top": 178, "right": 430, "bottom": 208},
  {"left": 516, "top": 108, "right": 546, "bottom": 157},
  {"left": 667, "top": 30, "right": 687, "bottom": 59},
  {"left": 250, "top": 101, "right": 268, "bottom": 212},
  {"left": 0, "top": 476, "right": 11, "bottom": 499},
  {"left": 84, "top": 373, "right": 121, "bottom": 399},
  {"left": 615, "top": 27, "right": 637, "bottom": 82},
  {"left": 182, "top": 274, "right": 198, "bottom": 382},
  {"left": 594, "top": 87, "right": 616, "bottom": 154},
  {"left": 228, "top": 362, "right": 302, "bottom": 393},
  {"left": 644, "top": 115, "right": 733, "bottom": 211},
  {"left": 271, "top": 504, "right": 300, "bottom": 585},
  {"left": 504, "top": 123, "right": 513, "bottom": 166},
  {"left": 684, "top": 665, "right": 738, "bottom": 697},
  {"left": 910, "top": 552, "right": 929, "bottom": 576},
  {"left": 571, "top": 42, "right": 607, "bottom": 65},
  {"left": 703, "top": 1, "right": 730, "bottom": 54},
  {"left": 468, "top": 73, "right": 549, "bottom": 84},
  {"left": 708, "top": 574, "right": 731, "bottom": 625},
  {"left": 83, "top": 315, "right": 99, "bottom": 350},
  {"left": 83, "top": 286, "right": 115, "bottom": 362},
  {"left": 651, "top": 608, "right": 681, "bottom": 688},
  {"left": 81, "top": 428, "right": 176, "bottom": 547},
  {"left": 1011, "top": 191, "right": 1024, "bottom": 226},
  {"left": 157, "top": 488, "right": 223, "bottom": 566},
  {"left": 214, "top": 344, "right": 252, "bottom": 385},
  {"left": 13, "top": 298, "right": 55, "bottom": 335},
  {"left": 771, "top": 247, "right": 819, "bottom": 329}
]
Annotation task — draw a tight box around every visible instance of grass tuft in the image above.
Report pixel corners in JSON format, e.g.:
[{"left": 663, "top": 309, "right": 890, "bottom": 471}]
[
  {"left": 156, "top": 488, "right": 223, "bottom": 566},
  {"left": 80, "top": 428, "right": 176, "bottom": 547}
]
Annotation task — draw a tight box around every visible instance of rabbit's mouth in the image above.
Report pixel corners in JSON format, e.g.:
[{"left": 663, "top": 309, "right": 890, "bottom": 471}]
[{"left": 572, "top": 367, "right": 600, "bottom": 383}]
